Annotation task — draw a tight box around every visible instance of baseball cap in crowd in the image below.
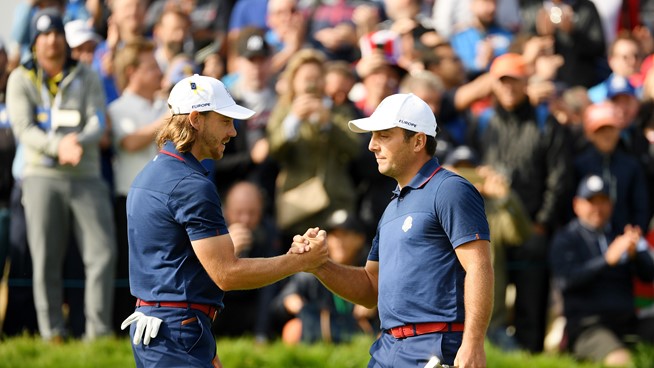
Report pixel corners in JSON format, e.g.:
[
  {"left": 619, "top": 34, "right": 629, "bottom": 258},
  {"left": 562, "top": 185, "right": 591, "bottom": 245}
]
[
  {"left": 606, "top": 75, "right": 637, "bottom": 99},
  {"left": 64, "top": 19, "right": 101, "bottom": 49},
  {"left": 576, "top": 174, "right": 610, "bottom": 200},
  {"left": 444, "top": 145, "right": 479, "bottom": 167},
  {"left": 583, "top": 101, "right": 621, "bottom": 135},
  {"left": 168, "top": 74, "right": 255, "bottom": 119},
  {"left": 31, "top": 8, "right": 65, "bottom": 46},
  {"left": 237, "top": 27, "right": 270, "bottom": 59},
  {"left": 325, "top": 209, "right": 365, "bottom": 234},
  {"left": 490, "top": 53, "right": 527, "bottom": 79},
  {"left": 348, "top": 93, "right": 437, "bottom": 137}
]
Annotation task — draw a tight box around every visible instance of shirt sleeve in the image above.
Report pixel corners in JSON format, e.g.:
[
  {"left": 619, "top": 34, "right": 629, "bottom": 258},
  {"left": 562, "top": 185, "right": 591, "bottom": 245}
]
[
  {"left": 367, "top": 227, "right": 380, "bottom": 261},
  {"left": 435, "top": 175, "right": 490, "bottom": 248},
  {"left": 169, "top": 174, "right": 229, "bottom": 240}
]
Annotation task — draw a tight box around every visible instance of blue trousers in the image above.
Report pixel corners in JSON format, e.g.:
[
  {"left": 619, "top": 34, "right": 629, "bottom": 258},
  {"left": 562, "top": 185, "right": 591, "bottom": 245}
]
[
  {"left": 367, "top": 331, "right": 462, "bottom": 368},
  {"left": 130, "top": 306, "right": 216, "bottom": 368}
]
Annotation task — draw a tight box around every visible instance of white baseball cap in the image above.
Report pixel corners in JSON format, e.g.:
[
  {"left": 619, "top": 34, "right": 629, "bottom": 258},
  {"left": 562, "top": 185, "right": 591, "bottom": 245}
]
[
  {"left": 348, "top": 93, "right": 437, "bottom": 137},
  {"left": 168, "top": 74, "right": 255, "bottom": 119},
  {"left": 64, "top": 20, "right": 100, "bottom": 49}
]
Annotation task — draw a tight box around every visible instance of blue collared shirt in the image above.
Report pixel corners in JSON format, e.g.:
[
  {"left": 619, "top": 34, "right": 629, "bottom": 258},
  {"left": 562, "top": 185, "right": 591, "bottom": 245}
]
[
  {"left": 127, "top": 141, "right": 228, "bottom": 307},
  {"left": 368, "top": 158, "right": 490, "bottom": 329}
]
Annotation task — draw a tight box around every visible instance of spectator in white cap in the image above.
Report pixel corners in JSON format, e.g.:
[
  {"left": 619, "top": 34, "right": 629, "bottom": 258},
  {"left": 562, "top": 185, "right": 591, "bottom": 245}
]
[
  {"left": 121, "top": 73, "right": 329, "bottom": 367},
  {"left": 293, "top": 93, "right": 493, "bottom": 367},
  {"left": 65, "top": 19, "right": 101, "bottom": 65}
]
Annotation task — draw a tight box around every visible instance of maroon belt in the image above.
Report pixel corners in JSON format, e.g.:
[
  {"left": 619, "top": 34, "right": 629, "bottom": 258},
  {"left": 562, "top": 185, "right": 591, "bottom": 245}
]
[
  {"left": 387, "top": 322, "right": 464, "bottom": 339},
  {"left": 136, "top": 299, "right": 219, "bottom": 321}
]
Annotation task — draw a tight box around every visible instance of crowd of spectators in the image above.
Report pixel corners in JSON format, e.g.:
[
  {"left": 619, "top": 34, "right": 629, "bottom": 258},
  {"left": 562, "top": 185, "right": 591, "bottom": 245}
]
[{"left": 0, "top": 0, "right": 654, "bottom": 365}]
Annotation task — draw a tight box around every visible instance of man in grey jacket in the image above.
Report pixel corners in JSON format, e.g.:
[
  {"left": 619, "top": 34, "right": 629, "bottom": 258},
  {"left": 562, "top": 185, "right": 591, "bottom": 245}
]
[{"left": 6, "top": 8, "right": 116, "bottom": 341}]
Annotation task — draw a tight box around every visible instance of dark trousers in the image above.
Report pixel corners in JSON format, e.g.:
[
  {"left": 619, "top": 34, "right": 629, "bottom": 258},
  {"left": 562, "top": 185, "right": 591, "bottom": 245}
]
[
  {"left": 3, "top": 184, "right": 37, "bottom": 336},
  {"left": 130, "top": 306, "right": 216, "bottom": 368},
  {"left": 507, "top": 233, "right": 550, "bottom": 353},
  {"left": 368, "top": 331, "right": 462, "bottom": 367},
  {"left": 113, "top": 196, "right": 136, "bottom": 335}
]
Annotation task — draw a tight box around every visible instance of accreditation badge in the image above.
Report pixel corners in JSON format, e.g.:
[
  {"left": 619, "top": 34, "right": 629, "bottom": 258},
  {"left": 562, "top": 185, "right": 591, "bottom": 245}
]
[{"left": 36, "top": 106, "right": 52, "bottom": 131}]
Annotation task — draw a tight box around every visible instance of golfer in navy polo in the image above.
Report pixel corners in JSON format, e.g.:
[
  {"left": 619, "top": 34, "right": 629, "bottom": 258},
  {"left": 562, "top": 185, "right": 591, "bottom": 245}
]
[
  {"left": 296, "top": 94, "right": 494, "bottom": 367},
  {"left": 121, "top": 74, "right": 328, "bottom": 367}
]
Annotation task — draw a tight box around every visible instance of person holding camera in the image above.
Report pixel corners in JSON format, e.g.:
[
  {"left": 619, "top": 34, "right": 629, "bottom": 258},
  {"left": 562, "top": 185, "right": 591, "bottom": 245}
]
[
  {"left": 521, "top": 0, "right": 607, "bottom": 89},
  {"left": 266, "top": 49, "right": 360, "bottom": 244}
]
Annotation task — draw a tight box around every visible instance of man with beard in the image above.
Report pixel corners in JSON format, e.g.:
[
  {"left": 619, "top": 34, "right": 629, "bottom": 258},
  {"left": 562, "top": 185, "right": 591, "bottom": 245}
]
[{"left": 121, "top": 74, "right": 328, "bottom": 367}]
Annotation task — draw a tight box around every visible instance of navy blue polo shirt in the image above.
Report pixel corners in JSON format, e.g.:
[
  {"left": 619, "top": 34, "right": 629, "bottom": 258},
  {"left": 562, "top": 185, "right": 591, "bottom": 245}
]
[
  {"left": 127, "top": 141, "right": 228, "bottom": 307},
  {"left": 368, "top": 158, "right": 490, "bottom": 329}
]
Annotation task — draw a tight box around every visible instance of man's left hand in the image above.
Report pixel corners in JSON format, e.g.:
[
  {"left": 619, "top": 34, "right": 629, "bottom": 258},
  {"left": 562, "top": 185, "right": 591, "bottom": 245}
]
[
  {"left": 453, "top": 339, "right": 486, "bottom": 368},
  {"left": 121, "top": 311, "right": 163, "bottom": 346}
]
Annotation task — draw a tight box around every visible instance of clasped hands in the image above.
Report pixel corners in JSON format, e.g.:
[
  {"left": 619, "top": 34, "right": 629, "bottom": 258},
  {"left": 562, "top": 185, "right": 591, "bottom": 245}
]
[
  {"left": 605, "top": 224, "right": 643, "bottom": 266},
  {"left": 288, "top": 227, "right": 330, "bottom": 272}
]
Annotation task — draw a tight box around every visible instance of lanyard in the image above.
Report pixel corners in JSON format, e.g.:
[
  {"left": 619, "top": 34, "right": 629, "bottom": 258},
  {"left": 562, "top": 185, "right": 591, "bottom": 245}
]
[
  {"left": 37, "top": 67, "right": 64, "bottom": 110},
  {"left": 597, "top": 233, "right": 608, "bottom": 254}
]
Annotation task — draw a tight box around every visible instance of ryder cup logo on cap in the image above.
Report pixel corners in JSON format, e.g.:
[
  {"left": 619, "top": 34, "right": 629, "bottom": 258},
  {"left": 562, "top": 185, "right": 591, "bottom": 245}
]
[
  {"left": 348, "top": 93, "right": 437, "bottom": 137},
  {"left": 30, "top": 8, "right": 65, "bottom": 46},
  {"left": 576, "top": 175, "right": 610, "bottom": 199},
  {"left": 167, "top": 74, "right": 255, "bottom": 120},
  {"left": 37, "top": 15, "right": 53, "bottom": 32}
]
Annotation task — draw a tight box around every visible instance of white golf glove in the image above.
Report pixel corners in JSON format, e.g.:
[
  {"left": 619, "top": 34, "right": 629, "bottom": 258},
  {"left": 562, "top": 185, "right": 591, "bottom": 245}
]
[{"left": 121, "top": 311, "right": 163, "bottom": 346}]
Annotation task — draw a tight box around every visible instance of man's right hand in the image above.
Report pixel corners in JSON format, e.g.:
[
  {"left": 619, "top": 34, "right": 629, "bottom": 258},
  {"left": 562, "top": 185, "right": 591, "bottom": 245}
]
[
  {"left": 290, "top": 95, "right": 324, "bottom": 120},
  {"left": 289, "top": 227, "right": 329, "bottom": 272},
  {"left": 605, "top": 225, "right": 641, "bottom": 266},
  {"left": 58, "top": 133, "right": 83, "bottom": 166},
  {"left": 288, "top": 227, "right": 320, "bottom": 254}
]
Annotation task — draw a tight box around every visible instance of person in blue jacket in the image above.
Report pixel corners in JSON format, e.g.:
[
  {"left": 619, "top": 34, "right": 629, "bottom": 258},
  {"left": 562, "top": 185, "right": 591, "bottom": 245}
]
[{"left": 550, "top": 174, "right": 654, "bottom": 366}]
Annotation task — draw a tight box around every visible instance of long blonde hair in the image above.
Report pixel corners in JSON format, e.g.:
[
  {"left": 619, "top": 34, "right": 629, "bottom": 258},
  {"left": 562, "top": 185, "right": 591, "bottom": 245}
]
[
  {"left": 277, "top": 49, "right": 327, "bottom": 106},
  {"left": 112, "top": 38, "right": 155, "bottom": 92},
  {"left": 156, "top": 113, "right": 199, "bottom": 152}
]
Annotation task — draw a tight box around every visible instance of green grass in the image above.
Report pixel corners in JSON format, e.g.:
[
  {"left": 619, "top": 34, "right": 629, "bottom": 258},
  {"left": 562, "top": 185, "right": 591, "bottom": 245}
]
[{"left": 0, "top": 334, "right": 652, "bottom": 367}]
